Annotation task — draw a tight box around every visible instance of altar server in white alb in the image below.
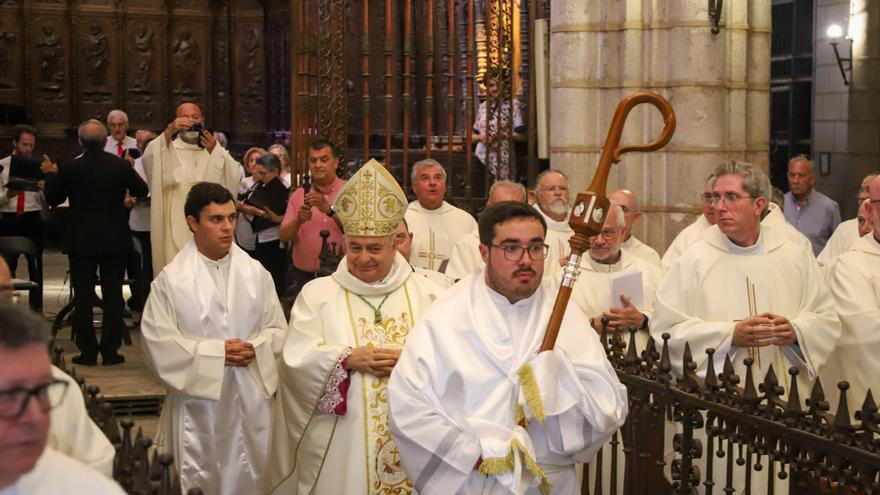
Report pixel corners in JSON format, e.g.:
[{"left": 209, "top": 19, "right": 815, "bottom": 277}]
[
  {"left": 388, "top": 201, "right": 628, "bottom": 495},
  {"left": 143, "top": 102, "right": 241, "bottom": 274},
  {"left": 269, "top": 160, "right": 444, "bottom": 494},
  {"left": 652, "top": 160, "right": 839, "bottom": 398},
  {"left": 140, "top": 182, "right": 287, "bottom": 494},
  {"left": 822, "top": 176, "right": 880, "bottom": 412},
  {"left": 405, "top": 158, "right": 477, "bottom": 272}
]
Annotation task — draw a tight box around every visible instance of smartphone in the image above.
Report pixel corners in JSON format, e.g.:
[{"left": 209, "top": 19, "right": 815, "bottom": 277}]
[{"left": 190, "top": 122, "right": 206, "bottom": 148}]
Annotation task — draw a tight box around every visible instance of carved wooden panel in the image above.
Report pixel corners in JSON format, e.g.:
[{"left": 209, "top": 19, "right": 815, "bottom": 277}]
[
  {"left": 1, "top": 0, "right": 285, "bottom": 142},
  {"left": 0, "top": 10, "right": 23, "bottom": 101}
]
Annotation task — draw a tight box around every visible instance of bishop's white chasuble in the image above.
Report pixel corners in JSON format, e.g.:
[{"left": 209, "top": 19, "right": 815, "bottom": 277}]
[{"left": 269, "top": 253, "right": 443, "bottom": 494}]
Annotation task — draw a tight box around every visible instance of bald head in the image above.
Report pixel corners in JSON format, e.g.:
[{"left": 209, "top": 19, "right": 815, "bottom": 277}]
[
  {"left": 176, "top": 102, "right": 203, "bottom": 119},
  {"left": 488, "top": 180, "right": 527, "bottom": 205},
  {"left": 859, "top": 173, "right": 878, "bottom": 202},
  {"left": 609, "top": 189, "right": 641, "bottom": 237},
  {"left": 77, "top": 119, "right": 108, "bottom": 151}
]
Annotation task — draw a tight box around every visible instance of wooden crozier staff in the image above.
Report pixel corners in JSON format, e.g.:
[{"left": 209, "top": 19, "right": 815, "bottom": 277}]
[{"left": 539, "top": 91, "right": 677, "bottom": 352}]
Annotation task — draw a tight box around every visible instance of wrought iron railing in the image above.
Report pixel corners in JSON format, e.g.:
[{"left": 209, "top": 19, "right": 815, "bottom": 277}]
[{"left": 585, "top": 327, "right": 880, "bottom": 494}]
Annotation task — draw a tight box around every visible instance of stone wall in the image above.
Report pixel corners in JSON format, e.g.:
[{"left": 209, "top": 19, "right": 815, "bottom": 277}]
[{"left": 550, "top": 0, "right": 771, "bottom": 252}]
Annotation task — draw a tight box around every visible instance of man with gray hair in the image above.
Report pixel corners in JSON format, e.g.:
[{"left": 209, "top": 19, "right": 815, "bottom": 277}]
[
  {"left": 0, "top": 303, "right": 124, "bottom": 493},
  {"left": 104, "top": 109, "right": 136, "bottom": 158},
  {"left": 42, "top": 119, "right": 148, "bottom": 366},
  {"left": 609, "top": 189, "right": 662, "bottom": 268},
  {"left": 651, "top": 160, "right": 839, "bottom": 492},
  {"left": 784, "top": 154, "right": 841, "bottom": 255},
  {"left": 404, "top": 158, "right": 477, "bottom": 272},
  {"left": 446, "top": 179, "right": 526, "bottom": 280},
  {"left": 533, "top": 169, "right": 575, "bottom": 278}
]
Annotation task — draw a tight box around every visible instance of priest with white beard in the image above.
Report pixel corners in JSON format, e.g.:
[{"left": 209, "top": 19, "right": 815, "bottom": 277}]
[
  {"left": 532, "top": 169, "right": 575, "bottom": 279},
  {"left": 143, "top": 102, "right": 242, "bottom": 275},
  {"left": 568, "top": 204, "right": 661, "bottom": 350},
  {"left": 447, "top": 179, "right": 527, "bottom": 280},
  {"left": 661, "top": 175, "right": 716, "bottom": 272},
  {"left": 405, "top": 158, "right": 477, "bottom": 272},
  {"left": 269, "top": 160, "right": 444, "bottom": 494},
  {"left": 388, "top": 201, "right": 628, "bottom": 495},
  {"left": 822, "top": 177, "right": 880, "bottom": 413},
  {"left": 652, "top": 160, "right": 838, "bottom": 397},
  {"left": 651, "top": 161, "right": 839, "bottom": 494},
  {"left": 140, "top": 182, "right": 287, "bottom": 495},
  {"left": 609, "top": 190, "right": 662, "bottom": 269},
  {"left": 817, "top": 173, "right": 877, "bottom": 268}
]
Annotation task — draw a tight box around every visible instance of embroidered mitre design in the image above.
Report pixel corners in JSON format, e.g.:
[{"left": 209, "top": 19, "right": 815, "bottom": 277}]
[{"left": 334, "top": 159, "right": 407, "bottom": 237}]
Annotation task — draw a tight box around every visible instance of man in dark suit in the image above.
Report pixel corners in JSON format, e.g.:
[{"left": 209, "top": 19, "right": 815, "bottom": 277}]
[{"left": 42, "top": 119, "right": 148, "bottom": 366}]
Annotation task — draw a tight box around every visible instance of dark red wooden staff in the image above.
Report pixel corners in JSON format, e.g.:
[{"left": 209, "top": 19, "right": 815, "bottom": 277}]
[{"left": 539, "top": 91, "right": 677, "bottom": 352}]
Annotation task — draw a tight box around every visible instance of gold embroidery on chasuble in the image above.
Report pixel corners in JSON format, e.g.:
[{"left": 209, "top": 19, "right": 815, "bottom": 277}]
[
  {"left": 346, "top": 284, "right": 416, "bottom": 494},
  {"left": 417, "top": 229, "right": 445, "bottom": 270}
]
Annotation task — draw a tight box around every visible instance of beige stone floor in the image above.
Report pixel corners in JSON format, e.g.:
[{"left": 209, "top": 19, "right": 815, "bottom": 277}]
[{"left": 14, "top": 247, "right": 162, "bottom": 438}]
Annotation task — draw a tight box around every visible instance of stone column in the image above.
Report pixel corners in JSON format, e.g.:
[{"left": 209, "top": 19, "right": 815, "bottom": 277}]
[
  {"left": 550, "top": 0, "right": 771, "bottom": 252},
  {"left": 846, "top": 0, "right": 880, "bottom": 215}
]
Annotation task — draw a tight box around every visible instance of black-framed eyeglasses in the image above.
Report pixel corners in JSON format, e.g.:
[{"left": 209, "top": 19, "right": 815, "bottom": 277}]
[
  {"left": 489, "top": 242, "right": 549, "bottom": 261},
  {"left": 0, "top": 379, "right": 68, "bottom": 419},
  {"left": 709, "top": 192, "right": 754, "bottom": 205},
  {"left": 591, "top": 228, "right": 619, "bottom": 240}
]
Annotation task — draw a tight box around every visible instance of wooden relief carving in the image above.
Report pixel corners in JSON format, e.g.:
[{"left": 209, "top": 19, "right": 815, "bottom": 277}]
[
  {"left": 240, "top": 27, "right": 263, "bottom": 105},
  {"left": 0, "top": 18, "right": 17, "bottom": 89},
  {"left": 172, "top": 29, "right": 201, "bottom": 98},
  {"left": 36, "top": 22, "right": 64, "bottom": 97},
  {"left": 127, "top": 24, "right": 155, "bottom": 99},
  {"left": 83, "top": 23, "right": 111, "bottom": 101}
]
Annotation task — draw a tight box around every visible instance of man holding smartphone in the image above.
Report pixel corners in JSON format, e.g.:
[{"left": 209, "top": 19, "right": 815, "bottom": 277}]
[{"left": 142, "top": 101, "right": 241, "bottom": 275}]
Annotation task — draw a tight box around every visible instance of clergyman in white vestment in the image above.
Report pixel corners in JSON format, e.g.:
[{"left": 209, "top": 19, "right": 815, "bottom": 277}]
[
  {"left": 405, "top": 158, "right": 478, "bottom": 272},
  {"left": 143, "top": 102, "right": 242, "bottom": 275},
  {"left": 269, "top": 160, "right": 444, "bottom": 494},
  {"left": 388, "top": 201, "right": 628, "bottom": 495},
  {"left": 822, "top": 177, "right": 880, "bottom": 412},
  {"left": 817, "top": 173, "right": 876, "bottom": 267},
  {"left": 661, "top": 175, "right": 716, "bottom": 272},
  {"left": 0, "top": 304, "right": 124, "bottom": 495},
  {"left": 396, "top": 219, "right": 455, "bottom": 289},
  {"left": 48, "top": 366, "right": 115, "bottom": 477},
  {"left": 140, "top": 182, "right": 287, "bottom": 495},
  {"left": 609, "top": 190, "right": 662, "bottom": 269},
  {"left": 446, "top": 180, "right": 527, "bottom": 280},
  {"left": 532, "top": 169, "right": 575, "bottom": 279},
  {"left": 651, "top": 161, "right": 839, "bottom": 494}
]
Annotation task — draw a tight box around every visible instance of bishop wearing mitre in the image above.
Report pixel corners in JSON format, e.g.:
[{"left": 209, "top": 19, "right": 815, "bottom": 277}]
[{"left": 269, "top": 159, "right": 444, "bottom": 494}]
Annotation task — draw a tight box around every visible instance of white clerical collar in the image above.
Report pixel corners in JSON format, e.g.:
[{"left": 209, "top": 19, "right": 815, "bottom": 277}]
[
  {"left": 412, "top": 200, "right": 448, "bottom": 213},
  {"left": 586, "top": 252, "right": 623, "bottom": 272},
  {"left": 197, "top": 250, "right": 231, "bottom": 268},
  {"left": 722, "top": 231, "right": 764, "bottom": 256}
]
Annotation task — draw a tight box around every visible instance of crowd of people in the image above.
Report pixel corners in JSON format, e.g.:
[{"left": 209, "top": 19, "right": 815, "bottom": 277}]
[{"left": 0, "top": 101, "right": 877, "bottom": 495}]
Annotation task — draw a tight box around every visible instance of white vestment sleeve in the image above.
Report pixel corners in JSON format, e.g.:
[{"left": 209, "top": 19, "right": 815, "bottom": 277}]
[
  {"left": 48, "top": 367, "right": 115, "bottom": 477},
  {"left": 246, "top": 270, "right": 288, "bottom": 397},
  {"left": 140, "top": 276, "right": 227, "bottom": 401},
  {"left": 388, "top": 354, "right": 484, "bottom": 495},
  {"left": 519, "top": 347, "right": 627, "bottom": 464},
  {"left": 786, "top": 253, "right": 840, "bottom": 374}
]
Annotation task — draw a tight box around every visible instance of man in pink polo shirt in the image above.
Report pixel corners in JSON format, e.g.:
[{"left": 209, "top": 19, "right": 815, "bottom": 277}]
[{"left": 280, "top": 139, "right": 346, "bottom": 300}]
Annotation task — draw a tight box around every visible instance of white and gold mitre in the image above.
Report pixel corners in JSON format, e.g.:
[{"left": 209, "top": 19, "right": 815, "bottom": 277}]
[{"left": 334, "top": 159, "right": 407, "bottom": 236}]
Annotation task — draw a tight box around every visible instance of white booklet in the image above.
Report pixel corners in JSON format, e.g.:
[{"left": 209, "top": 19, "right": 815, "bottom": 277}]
[{"left": 609, "top": 271, "right": 644, "bottom": 310}]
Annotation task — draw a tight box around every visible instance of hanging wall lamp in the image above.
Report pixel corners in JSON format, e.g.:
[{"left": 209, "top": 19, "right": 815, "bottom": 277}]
[{"left": 827, "top": 24, "right": 852, "bottom": 86}]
